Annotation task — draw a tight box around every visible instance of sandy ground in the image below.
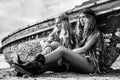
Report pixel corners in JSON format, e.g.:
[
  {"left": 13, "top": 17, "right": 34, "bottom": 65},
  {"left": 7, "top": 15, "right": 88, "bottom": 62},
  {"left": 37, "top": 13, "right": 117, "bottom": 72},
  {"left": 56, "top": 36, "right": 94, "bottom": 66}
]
[
  {"left": 1, "top": 68, "right": 120, "bottom": 80},
  {"left": 0, "top": 56, "right": 120, "bottom": 80}
]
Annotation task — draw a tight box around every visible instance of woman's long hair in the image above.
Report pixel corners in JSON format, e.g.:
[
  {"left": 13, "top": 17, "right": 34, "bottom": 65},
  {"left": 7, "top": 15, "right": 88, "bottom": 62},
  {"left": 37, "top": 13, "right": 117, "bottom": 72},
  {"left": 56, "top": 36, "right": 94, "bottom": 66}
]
[
  {"left": 58, "top": 13, "right": 74, "bottom": 48},
  {"left": 76, "top": 8, "right": 97, "bottom": 47},
  {"left": 58, "top": 13, "right": 73, "bottom": 36},
  {"left": 63, "top": 20, "right": 73, "bottom": 35}
]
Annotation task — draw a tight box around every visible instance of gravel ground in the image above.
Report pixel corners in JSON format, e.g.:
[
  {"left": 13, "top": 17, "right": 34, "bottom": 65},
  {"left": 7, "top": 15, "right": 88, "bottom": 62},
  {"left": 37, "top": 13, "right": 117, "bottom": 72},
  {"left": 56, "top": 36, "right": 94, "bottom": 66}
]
[
  {"left": 0, "top": 56, "right": 120, "bottom": 80},
  {"left": 0, "top": 66, "right": 120, "bottom": 80}
]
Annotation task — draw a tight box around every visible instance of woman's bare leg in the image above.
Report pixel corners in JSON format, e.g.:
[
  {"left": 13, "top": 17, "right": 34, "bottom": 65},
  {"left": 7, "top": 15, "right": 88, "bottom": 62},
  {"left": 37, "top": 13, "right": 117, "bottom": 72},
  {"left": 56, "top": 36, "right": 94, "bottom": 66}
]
[{"left": 45, "top": 46, "right": 95, "bottom": 73}]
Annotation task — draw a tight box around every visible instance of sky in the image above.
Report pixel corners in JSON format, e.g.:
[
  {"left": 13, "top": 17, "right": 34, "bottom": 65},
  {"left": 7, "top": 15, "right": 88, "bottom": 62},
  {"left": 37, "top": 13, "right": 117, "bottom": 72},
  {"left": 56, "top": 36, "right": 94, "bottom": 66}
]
[{"left": 0, "top": 0, "right": 88, "bottom": 47}]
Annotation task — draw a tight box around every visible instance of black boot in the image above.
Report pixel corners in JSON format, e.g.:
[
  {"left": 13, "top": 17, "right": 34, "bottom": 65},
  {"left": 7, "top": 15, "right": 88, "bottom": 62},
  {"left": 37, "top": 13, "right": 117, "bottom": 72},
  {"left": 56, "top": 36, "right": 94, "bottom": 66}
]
[
  {"left": 14, "top": 54, "right": 45, "bottom": 76},
  {"left": 35, "top": 53, "right": 45, "bottom": 64}
]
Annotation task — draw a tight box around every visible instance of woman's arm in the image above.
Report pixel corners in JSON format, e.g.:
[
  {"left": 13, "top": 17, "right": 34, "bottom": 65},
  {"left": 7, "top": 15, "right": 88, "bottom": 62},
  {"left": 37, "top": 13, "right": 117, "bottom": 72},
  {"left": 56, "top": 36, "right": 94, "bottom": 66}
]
[
  {"left": 47, "top": 27, "right": 58, "bottom": 42},
  {"left": 42, "top": 27, "right": 59, "bottom": 49},
  {"left": 72, "top": 32, "right": 100, "bottom": 54}
]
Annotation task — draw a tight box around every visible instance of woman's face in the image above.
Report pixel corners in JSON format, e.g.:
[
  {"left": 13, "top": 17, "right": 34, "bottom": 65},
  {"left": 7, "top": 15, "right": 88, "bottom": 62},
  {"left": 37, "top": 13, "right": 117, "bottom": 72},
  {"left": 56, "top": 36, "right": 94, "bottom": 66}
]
[
  {"left": 79, "top": 13, "right": 88, "bottom": 27},
  {"left": 56, "top": 18, "right": 62, "bottom": 29}
]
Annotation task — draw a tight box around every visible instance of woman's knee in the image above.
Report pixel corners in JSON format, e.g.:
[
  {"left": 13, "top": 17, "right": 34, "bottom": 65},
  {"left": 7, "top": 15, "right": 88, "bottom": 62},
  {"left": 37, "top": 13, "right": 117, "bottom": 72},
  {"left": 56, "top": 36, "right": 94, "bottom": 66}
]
[
  {"left": 57, "top": 46, "right": 66, "bottom": 50},
  {"left": 50, "top": 41, "right": 61, "bottom": 50},
  {"left": 57, "top": 46, "right": 68, "bottom": 55}
]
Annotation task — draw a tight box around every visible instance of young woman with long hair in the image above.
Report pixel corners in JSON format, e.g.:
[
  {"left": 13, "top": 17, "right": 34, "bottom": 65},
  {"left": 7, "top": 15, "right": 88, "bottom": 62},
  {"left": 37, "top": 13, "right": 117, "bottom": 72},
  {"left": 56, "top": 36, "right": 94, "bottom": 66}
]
[
  {"left": 40, "top": 13, "right": 75, "bottom": 55},
  {"left": 14, "top": 13, "right": 76, "bottom": 76}
]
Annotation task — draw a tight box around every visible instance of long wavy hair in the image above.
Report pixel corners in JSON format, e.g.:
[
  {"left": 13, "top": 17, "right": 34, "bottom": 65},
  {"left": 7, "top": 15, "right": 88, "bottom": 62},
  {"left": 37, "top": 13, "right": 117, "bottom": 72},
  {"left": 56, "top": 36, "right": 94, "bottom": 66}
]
[
  {"left": 57, "top": 13, "right": 74, "bottom": 48},
  {"left": 76, "top": 8, "right": 97, "bottom": 47},
  {"left": 58, "top": 13, "right": 73, "bottom": 35}
]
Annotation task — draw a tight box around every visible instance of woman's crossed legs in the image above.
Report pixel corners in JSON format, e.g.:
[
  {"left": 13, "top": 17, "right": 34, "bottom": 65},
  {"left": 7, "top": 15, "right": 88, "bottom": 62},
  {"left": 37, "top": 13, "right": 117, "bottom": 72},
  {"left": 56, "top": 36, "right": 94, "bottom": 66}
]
[{"left": 45, "top": 46, "right": 95, "bottom": 73}]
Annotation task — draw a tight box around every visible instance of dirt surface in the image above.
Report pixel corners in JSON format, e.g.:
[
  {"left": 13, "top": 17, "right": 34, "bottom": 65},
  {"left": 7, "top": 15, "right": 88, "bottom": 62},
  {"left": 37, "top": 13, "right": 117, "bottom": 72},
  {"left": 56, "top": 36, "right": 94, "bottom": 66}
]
[
  {"left": 1, "top": 56, "right": 120, "bottom": 80},
  {"left": 0, "top": 68, "right": 120, "bottom": 80}
]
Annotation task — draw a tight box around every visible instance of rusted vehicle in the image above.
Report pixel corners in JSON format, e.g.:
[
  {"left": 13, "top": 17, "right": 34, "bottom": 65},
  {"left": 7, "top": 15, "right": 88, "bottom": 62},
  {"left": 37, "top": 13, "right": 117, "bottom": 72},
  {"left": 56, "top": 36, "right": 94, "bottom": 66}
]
[{"left": 1, "top": 0, "right": 120, "bottom": 66}]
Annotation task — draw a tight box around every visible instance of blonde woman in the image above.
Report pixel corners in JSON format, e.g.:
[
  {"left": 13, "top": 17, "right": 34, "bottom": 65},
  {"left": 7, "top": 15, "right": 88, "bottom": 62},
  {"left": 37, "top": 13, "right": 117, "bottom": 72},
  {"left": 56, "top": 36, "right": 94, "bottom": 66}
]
[
  {"left": 41, "top": 13, "right": 75, "bottom": 55},
  {"left": 14, "top": 13, "right": 76, "bottom": 76}
]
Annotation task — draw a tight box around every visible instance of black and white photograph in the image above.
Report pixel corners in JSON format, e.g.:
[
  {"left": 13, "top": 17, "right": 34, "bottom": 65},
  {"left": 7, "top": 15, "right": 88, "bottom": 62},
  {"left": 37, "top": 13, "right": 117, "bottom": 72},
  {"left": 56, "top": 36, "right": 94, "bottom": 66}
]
[{"left": 0, "top": 0, "right": 120, "bottom": 80}]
